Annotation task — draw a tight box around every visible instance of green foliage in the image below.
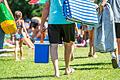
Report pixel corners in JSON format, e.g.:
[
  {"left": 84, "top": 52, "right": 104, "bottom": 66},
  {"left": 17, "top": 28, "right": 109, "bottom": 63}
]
[
  {"left": 7, "top": 0, "right": 101, "bottom": 18},
  {"left": 95, "top": 0, "right": 101, "bottom": 4},
  {"left": 8, "top": 0, "right": 44, "bottom": 18}
]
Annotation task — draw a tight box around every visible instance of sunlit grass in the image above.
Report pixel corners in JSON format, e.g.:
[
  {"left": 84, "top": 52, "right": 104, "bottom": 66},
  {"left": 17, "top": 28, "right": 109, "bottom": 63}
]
[{"left": 0, "top": 45, "right": 120, "bottom": 80}]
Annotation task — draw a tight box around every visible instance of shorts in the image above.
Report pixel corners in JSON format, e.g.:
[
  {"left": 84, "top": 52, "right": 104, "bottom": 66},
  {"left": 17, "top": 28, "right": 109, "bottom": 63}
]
[
  {"left": 0, "top": 27, "right": 5, "bottom": 49},
  {"left": 15, "top": 33, "right": 24, "bottom": 40},
  {"left": 48, "top": 23, "right": 75, "bottom": 44},
  {"left": 115, "top": 23, "right": 120, "bottom": 38}
]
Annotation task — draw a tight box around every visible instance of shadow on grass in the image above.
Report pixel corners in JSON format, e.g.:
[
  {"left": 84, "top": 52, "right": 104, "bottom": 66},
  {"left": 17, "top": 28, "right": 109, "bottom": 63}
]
[
  {"left": 60, "top": 67, "right": 111, "bottom": 71},
  {"left": 73, "top": 56, "right": 88, "bottom": 59},
  {"left": 0, "top": 75, "right": 54, "bottom": 80},
  {"left": 57, "top": 56, "right": 88, "bottom": 61},
  {"left": 70, "top": 62, "right": 111, "bottom": 67},
  {"left": 75, "top": 67, "right": 111, "bottom": 70},
  {"left": 60, "top": 62, "right": 111, "bottom": 71},
  {"left": 0, "top": 58, "right": 14, "bottom": 61}
]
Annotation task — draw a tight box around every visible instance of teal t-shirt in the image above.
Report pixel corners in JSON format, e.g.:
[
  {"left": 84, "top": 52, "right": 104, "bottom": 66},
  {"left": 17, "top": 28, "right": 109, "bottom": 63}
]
[{"left": 48, "top": 0, "right": 72, "bottom": 24}]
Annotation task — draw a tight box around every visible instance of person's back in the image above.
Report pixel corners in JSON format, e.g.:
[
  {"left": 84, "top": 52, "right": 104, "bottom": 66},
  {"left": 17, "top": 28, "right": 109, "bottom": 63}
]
[
  {"left": 16, "top": 20, "right": 24, "bottom": 34},
  {"left": 48, "top": 0, "right": 72, "bottom": 24},
  {"left": 14, "top": 11, "right": 24, "bottom": 40}
]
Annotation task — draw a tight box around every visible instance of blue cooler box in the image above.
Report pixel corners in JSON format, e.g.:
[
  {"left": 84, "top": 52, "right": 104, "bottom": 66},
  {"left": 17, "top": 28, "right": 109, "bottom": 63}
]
[{"left": 34, "top": 41, "right": 49, "bottom": 63}]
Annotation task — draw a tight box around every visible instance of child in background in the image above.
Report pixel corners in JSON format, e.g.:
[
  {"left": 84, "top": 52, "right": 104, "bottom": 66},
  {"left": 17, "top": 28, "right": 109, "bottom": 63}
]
[
  {"left": 29, "top": 17, "right": 41, "bottom": 42},
  {"left": 14, "top": 11, "right": 31, "bottom": 61},
  {"left": 29, "top": 17, "right": 47, "bottom": 43}
]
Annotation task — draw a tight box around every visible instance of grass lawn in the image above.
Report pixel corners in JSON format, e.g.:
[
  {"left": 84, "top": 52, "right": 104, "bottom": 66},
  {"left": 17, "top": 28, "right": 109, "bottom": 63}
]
[{"left": 0, "top": 45, "right": 120, "bottom": 80}]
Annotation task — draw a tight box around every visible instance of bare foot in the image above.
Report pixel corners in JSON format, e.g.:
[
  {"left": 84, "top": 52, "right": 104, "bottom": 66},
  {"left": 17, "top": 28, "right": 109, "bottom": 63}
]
[
  {"left": 88, "top": 52, "right": 93, "bottom": 57},
  {"left": 54, "top": 73, "right": 60, "bottom": 77},
  {"left": 65, "top": 67, "right": 75, "bottom": 75},
  {"left": 88, "top": 55, "right": 93, "bottom": 57},
  {"left": 15, "top": 58, "right": 21, "bottom": 61},
  {"left": 20, "top": 57, "right": 25, "bottom": 60},
  {"left": 93, "top": 54, "right": 97, "bottom": 58}
]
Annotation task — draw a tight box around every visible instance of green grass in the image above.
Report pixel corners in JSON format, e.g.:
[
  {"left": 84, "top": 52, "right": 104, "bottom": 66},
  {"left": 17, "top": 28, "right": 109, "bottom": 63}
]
[{"left": 0, "top": 46, "right": 120, "bottom": 80}]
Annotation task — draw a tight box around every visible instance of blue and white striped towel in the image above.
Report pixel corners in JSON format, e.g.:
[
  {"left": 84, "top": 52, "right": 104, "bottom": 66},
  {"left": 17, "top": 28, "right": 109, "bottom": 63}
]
[{"left": 63, "top": 0, "right": 98, "bottom": 26}]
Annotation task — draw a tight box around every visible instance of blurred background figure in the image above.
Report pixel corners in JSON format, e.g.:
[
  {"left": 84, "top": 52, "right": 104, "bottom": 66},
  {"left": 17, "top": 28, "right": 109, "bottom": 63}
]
[
  {"left": 109, "top": 0, "right": 120, "bottom": 68},
  {"left": 29, "top": 16, "right": 48, "bottom": 43},
  {"left": 14, "top": 10, "right": 33, "bottom": 61},
  {"left": 29, "top": 17, "right": 41, "bottom": 42}
]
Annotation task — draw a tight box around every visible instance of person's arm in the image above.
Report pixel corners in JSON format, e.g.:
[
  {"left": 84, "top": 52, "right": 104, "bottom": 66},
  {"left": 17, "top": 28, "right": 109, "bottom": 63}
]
[
  {"left": 22, "top": 20, "right": 29, "bottom": 38},
  {"left": 40, "top": 0, "right": 50, "bottom": 32},
  {"left": 3, "top": 0, "right": 14, "bottom": 18}
]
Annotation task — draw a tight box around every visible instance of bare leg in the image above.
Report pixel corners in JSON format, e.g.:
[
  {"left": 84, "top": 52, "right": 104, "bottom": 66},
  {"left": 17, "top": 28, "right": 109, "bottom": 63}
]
[
  {"left": 110, "top": 38, "right": 119, "bottom": 68},
  {"left": 50, "top": 44, "right": 59, "bottom": 77},
  {"left": 88, "top": 29, "right": 97, "bottom": 58},
  {"left": 24, "top": 37, "right": 34, "bottom": 49},
  {"left": 64, "top": 42, "right": 75, "bottom": 75},
  {"left": 15, "top": 41, "right": 19, "bottom": 61},
  {"left": 117, "top": 38, "right": 120, "bottom": 67},
  {"left": 23, "top": 32, "right": 34, "bottom": 49},
  {"left": 71, "top": 43, "right": 75, "bottom": 61},
  {"left": 91, "top": 29, "right": 97, "bottom": 58},
  {"left": 88, "top": 30, "right": 93, "bottom": 56},
  {"left": 117, "top": 39, "right": 120, "bottom": 55},
  {"left": 19, "top": 40, "right": 24, "bottom": 60}
]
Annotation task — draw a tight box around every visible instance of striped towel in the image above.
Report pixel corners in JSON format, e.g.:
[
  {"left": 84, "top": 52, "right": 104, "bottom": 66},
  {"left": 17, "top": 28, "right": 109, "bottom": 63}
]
[{"left": 63, "top": 0, "right": 98, "bottom": 26}]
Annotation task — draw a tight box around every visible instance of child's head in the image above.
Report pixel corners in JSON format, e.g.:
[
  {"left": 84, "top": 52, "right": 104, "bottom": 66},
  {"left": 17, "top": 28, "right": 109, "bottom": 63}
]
[
  {"left": 15, "top": 11, "right": 22, "bottom": 19},
  {"left": 30, "top": 17, "right": 41, "bottom": 29}
]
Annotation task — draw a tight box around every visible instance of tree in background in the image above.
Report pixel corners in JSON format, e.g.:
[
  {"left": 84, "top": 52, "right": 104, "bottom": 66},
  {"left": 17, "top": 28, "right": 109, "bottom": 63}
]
[
  {"left": 95, "top": 0, "right": 101, "bottom": 4},
  {"left": 8, "top": 0, "right": 44, "bottom": 18}
]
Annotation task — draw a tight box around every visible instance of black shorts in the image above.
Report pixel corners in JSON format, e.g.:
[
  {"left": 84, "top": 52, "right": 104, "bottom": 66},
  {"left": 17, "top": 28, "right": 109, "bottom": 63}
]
[
  {"left": 48, "top": 23, "right": 75, "bottom": 44},
  {"left": 115, "top": 23, "right": 120, "bottom": 38}
]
